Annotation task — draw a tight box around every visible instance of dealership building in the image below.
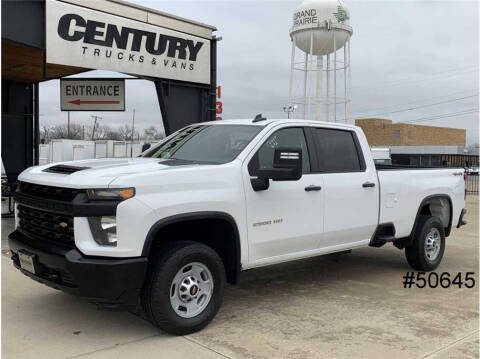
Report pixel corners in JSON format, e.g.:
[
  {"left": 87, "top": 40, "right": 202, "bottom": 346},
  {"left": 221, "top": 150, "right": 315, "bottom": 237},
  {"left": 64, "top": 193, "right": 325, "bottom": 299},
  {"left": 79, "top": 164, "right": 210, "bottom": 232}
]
[{"left": 2, "top": 0, "right": 219, "bottom": 188}]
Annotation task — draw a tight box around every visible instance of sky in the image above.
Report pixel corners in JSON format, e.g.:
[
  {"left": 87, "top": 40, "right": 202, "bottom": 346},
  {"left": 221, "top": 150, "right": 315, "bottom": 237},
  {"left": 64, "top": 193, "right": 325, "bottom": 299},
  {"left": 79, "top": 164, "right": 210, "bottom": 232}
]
[{"left": 40, "top": 0, "right": 479, "bottom": 144}]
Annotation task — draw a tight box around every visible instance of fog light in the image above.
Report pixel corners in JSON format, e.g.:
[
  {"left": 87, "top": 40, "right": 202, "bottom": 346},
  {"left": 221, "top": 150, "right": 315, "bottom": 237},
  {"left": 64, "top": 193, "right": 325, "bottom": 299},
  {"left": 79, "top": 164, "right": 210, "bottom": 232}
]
[{"left": 88, "top": 216, "right": 117, "bottom": 246}]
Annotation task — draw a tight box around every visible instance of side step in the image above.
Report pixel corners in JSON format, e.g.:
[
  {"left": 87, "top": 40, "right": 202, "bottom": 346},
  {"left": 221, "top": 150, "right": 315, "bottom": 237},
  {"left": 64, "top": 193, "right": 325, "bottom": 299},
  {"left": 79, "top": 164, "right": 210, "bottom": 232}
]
[{"left": 369, "top": 224, "right": 396, "bottom": 248}]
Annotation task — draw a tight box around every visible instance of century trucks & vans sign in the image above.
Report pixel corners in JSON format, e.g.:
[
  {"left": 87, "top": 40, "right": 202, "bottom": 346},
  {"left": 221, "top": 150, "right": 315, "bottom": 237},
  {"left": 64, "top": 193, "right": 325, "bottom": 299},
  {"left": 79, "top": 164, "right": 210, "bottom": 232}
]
[{"left": 46, "top": 0, "right": 210, "bottom": 84}]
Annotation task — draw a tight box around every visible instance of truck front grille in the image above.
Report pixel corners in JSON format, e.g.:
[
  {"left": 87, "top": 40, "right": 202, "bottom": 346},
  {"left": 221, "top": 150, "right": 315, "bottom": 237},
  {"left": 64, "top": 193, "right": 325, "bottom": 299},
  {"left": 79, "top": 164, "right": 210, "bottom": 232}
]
[
  {"left": 17, "top": 205, "right": 74, "bottom": 246},
  {"left": 18, "top": 182, "right": 83, "bottom": 202}
]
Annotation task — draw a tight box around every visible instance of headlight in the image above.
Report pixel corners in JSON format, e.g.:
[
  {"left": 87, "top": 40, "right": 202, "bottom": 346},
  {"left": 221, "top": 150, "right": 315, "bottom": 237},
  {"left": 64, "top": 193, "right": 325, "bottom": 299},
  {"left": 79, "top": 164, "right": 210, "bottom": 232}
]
[
  {"left": 88, "top": 216, "right": 117, "bottom": 246},
  {"left": 87, "top": 188, "right": 135, "bottom": 201}
]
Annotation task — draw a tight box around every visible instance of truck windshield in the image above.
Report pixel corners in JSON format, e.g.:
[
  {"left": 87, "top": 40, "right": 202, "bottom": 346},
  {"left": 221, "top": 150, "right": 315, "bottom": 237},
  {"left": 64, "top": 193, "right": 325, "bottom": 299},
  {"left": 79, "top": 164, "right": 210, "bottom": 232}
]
[{"left": 142, "top": 124, "right": 262, "bottom": 164}]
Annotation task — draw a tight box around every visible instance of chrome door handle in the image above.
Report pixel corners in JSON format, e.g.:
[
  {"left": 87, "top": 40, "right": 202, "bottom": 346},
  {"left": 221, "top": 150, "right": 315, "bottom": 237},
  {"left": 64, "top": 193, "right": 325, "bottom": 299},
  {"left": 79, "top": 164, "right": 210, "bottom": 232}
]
[
  {"left": 362, "top": 182, "right": 376, "bottom": 188},
  {"left": 305, "top": 185, "right": 322, "bottom": 192}
]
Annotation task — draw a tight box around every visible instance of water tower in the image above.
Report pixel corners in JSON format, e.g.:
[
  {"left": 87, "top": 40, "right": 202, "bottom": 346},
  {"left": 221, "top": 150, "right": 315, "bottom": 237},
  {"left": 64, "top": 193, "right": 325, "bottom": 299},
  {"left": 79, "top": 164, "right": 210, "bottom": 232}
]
[{"left": 288, "top": 0, "right": 353, "bottom": 122}]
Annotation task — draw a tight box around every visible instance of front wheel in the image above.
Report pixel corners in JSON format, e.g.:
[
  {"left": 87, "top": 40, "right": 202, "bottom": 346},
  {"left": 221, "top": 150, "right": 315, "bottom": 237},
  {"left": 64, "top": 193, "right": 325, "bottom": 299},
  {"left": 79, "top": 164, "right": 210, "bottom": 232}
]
[
  {"left": 141, "top": 241, "right": 226, "bottom": 335},
  {"left": 405, "top": 215, "right": 445, "bottom": 271}
]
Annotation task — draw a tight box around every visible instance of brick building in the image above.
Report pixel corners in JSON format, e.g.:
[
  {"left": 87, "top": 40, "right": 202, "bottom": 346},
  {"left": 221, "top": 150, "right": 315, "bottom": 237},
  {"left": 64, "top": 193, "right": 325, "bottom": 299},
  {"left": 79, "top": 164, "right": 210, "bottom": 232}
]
[{"left": 355, "top": 119, "right": 466, "bottom": 147}]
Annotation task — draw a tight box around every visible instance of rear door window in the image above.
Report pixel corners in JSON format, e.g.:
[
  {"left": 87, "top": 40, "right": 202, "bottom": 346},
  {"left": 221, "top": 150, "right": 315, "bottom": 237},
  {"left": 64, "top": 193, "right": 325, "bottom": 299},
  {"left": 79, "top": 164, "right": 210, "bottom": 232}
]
[{"left": 310, "top": 128, "right": 364, "bottom": 172}]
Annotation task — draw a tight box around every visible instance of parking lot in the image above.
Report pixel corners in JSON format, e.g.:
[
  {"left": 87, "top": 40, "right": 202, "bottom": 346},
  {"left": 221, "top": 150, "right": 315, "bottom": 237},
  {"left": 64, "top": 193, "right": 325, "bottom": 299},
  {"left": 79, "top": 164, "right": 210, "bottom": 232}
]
[{"left": 1, "top": 196, "right": 478, "bottom": 359}]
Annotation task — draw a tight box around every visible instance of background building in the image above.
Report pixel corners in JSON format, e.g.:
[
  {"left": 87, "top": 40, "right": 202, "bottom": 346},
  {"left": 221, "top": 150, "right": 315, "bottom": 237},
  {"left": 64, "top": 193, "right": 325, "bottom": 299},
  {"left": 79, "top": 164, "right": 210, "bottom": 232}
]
[
  {"left": 355, "top": 118, "right": 478, "bottom": 194},
  {"left": 355, "top": 119, "right": 466, "bottom": 147}
]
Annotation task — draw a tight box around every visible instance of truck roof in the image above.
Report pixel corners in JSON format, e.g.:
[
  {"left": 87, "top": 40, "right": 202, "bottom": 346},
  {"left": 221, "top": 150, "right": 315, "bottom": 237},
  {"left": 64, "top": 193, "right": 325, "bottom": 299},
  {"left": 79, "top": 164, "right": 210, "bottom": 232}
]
[{"left": 201, "top": 118, "right": 358, "bottom": 130}]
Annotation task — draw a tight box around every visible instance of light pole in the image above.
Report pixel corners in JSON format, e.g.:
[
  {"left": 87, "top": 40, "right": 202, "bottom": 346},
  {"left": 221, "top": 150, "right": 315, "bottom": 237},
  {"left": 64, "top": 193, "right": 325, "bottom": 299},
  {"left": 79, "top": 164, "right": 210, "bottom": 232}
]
[
  {"left": 130, "top": 109, "right": 135, "bottom": 157},
  {"left": 283, "top": 105, "right": 298, "bottom": 119}
]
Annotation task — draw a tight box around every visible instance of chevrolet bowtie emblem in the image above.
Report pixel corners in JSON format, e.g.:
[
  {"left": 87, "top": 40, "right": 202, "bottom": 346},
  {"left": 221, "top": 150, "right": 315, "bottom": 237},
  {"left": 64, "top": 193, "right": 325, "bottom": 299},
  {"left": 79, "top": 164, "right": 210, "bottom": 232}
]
[{"left": 59, "top": 222, "right": 68, "bottom": 228}]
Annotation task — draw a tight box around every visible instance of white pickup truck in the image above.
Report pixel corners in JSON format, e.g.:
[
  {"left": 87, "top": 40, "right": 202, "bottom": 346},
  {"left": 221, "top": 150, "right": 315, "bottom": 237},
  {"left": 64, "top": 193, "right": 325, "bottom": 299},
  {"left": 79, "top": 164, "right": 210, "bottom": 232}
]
[{"left": 9, "top": 117, "right": 467, "bottom": 334}]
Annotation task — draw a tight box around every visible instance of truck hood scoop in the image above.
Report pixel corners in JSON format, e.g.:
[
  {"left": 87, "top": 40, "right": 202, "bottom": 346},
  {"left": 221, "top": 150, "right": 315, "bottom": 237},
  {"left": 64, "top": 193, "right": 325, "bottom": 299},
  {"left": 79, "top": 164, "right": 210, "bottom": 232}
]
[
  {"left": 20, "top": 157, "right": 211, "bottom": 188},
  {"left": 43, "top": 164, "right": 90, "bottom": 174}
]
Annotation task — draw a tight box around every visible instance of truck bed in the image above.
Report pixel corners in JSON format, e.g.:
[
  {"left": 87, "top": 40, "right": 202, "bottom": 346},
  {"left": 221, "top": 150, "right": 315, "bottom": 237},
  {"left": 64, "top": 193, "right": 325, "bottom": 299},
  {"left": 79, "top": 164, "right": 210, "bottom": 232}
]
[{"left": 376, "top": 166, "right": 465, "bottom": 239}]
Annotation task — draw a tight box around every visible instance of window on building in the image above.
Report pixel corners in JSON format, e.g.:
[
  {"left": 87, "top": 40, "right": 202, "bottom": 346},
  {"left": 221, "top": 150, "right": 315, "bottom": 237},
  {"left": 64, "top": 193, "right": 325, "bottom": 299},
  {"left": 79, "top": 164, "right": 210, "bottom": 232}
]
[
  {"left": 407, "top": 131, "right": 412, "bottom": 140},
  {"left": 393, "top": 130, "right": 401, "bottom": 139}
]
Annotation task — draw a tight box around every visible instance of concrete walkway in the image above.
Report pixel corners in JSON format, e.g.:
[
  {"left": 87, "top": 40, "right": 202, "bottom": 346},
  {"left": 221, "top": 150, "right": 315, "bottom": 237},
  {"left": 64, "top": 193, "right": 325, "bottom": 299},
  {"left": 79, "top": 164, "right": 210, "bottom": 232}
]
[{"left": 2, "top": 197, "right": 478, "bottom": 358}]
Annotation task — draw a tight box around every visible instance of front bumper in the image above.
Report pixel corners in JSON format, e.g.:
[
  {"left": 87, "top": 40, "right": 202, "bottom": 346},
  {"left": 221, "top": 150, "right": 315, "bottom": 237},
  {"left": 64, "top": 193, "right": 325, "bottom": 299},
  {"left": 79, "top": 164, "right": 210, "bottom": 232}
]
[{"left": 8, "top": 230, "right": 148, "bottom": 310}]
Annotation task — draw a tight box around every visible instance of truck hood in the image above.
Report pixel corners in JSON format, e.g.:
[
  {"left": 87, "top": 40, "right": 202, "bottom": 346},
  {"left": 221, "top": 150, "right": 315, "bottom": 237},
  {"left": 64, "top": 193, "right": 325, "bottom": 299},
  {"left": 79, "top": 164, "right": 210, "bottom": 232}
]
[{"left": 18, "top": 157, "right": 206, "bottom": 188}]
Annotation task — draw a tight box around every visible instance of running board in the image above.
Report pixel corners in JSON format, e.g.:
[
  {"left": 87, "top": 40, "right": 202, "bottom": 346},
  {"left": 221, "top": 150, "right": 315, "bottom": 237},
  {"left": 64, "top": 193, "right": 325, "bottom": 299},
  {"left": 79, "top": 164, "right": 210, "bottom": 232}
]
[{"left": 369, "top": 223, "right": 396, "bottom": 248}]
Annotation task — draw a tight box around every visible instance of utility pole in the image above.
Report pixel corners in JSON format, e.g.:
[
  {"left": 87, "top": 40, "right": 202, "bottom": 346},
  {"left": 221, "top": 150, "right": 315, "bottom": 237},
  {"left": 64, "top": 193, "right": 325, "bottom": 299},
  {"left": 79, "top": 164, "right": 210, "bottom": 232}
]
[
  {"left": 90, "top": 115, "right": 102, "bottom": 140},
  {"left": 130, "top": 108, "right": 135, "bottom": 157},
  {"left": 67, "top": 111, "right": 70, "bottom": 138}
]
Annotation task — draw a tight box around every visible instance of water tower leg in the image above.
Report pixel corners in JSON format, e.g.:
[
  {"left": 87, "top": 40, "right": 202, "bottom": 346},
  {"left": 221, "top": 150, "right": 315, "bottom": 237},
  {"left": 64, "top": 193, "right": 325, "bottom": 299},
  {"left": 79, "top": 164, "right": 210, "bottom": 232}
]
[
  {"left": 303, "top": 52, "right": 308, "bottom": 120},
  {"left": 306, "top": 32, "right": 314, "bottom": 121},
  {"left": 316, "top": 56, "right": 323, "bottom": 121},
  {"left": 347, "top": 39, "right": 351, "bottom": 123},
  {"left": 288, "top": 38, "right": 296, "bottom": 108},
  {"left": 326, "top": 54, "right": 330, "bottom": 122},
  {"left": 334, "top": 31, "right": 337, "bottom": 122},
  {"left": 344, "top": 42, "right": 348, "bottom": 123}
]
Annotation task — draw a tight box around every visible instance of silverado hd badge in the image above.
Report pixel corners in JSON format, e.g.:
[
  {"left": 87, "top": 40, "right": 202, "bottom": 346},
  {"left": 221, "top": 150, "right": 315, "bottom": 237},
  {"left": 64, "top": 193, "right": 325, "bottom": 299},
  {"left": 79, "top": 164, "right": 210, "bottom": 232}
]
[{"left": 253, "top": 218, "right": 283, "bottom": 227}]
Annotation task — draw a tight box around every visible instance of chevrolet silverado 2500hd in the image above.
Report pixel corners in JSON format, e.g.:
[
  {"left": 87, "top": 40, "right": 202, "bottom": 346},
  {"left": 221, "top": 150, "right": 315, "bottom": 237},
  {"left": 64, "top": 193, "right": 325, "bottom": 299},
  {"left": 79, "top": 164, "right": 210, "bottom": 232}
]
[{"left": 9, "top": 118, "right": 467, "bottom": 334}]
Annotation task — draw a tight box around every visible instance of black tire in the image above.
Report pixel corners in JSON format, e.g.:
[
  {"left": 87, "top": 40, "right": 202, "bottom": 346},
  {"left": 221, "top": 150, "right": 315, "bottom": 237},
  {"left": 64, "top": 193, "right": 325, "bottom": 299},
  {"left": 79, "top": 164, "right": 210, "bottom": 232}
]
[
  {"left": 141, "top": 241, "right": 225, "bottom": 335},
  {"left": 405, "top": 215, "right": 445, "bottom": 271}
]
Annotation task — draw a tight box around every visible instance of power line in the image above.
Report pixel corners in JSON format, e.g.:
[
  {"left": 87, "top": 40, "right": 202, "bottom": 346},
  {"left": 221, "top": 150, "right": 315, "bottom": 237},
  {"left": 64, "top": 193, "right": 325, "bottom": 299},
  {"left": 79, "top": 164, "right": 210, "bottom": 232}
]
[
  {"left": 404, "top": 109, "right": 479, "bottom": 124},
  {"left": 353, "top": 95, "right": 478, "bottom": 118},
  {"left": 352, "top": 89, "right": 477, "bottom": 115},
  {"left": 407, "top": 110, "right": 478, "bottom": 124},
  {"left": 352, "top": 66, "right": 478, "bottom": 91},
  {"left": 408, "top": 109, "right": 477, "bottom": 122}
]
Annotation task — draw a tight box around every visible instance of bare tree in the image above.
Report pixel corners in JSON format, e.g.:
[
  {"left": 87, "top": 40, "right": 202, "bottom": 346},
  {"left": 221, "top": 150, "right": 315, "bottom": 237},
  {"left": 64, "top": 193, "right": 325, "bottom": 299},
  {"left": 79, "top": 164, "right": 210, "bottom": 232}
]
[
  {"left": 103, "top": 127, "right": 122, "bottom": 140},
  {"left": 43, "top": 124, "right": 84, "bottom": 141},
  {"left": 112, "top": 125, "right": 139, "bottom": 141},
  {"left": 40, "top": 124, "right": 52, "bottom": 143},
  {"left": 40, "top": 123, "right": 164, "bottom": 142},
  {"left": 143, "top": 126, "right": 165, "bottom": 140}
]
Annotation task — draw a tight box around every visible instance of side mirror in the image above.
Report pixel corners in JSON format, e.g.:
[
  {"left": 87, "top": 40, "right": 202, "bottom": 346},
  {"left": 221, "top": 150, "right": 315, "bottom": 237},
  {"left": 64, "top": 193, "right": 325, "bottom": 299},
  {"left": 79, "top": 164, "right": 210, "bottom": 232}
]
[
  {"left": 271, "top": 147, "right": 302, "bottom": 180},
  {"left": 251, "top": 147, "right": 303, "bottom": 191}
]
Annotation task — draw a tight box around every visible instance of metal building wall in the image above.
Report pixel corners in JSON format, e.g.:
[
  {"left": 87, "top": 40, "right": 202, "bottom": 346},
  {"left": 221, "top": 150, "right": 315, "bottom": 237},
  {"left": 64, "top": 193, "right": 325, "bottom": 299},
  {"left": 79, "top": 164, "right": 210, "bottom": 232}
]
[
  {"left": 1, "top": 81, "right": 36, "bottom": 189},
  {"left": 156, "top": 39, "right": 217, "bottom": 135}
]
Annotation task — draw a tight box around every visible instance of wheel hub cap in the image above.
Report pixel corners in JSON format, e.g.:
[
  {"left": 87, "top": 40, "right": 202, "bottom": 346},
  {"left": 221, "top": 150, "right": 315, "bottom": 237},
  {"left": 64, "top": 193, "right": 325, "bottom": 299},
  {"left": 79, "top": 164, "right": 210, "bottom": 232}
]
[
  {"left": 170, "top": 262, "right": 213, "bottom": 318},
  {"left": 425, "top": 228, "right": 441, "bottom": 261}
]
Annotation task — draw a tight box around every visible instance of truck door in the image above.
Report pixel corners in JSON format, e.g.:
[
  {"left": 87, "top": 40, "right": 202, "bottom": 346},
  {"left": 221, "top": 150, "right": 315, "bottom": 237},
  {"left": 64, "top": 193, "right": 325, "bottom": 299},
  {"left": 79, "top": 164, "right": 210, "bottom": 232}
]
[
  {"left": 307, "top": 127, "right": 379, "bottom": 248},
  {"left": 242, "top": 126, "right": 325, "bottom": 264}
]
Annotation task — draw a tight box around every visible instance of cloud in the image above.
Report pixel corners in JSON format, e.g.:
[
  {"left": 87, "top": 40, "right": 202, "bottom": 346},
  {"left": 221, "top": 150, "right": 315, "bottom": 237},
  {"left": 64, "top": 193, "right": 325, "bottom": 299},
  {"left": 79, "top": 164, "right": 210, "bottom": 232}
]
[{"left": 40, "top": 0, "right": 479, "bottom": 144}]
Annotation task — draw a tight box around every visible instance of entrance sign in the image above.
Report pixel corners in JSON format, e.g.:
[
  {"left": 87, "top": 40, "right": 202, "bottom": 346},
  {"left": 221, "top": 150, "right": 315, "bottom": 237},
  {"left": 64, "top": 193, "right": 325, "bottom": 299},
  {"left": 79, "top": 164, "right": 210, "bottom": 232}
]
[
  {"left": 46, "top": 0, "right": 211, "bottom": 84},
  {"left": 60, "top": 79, "right": 125, "bottom": 111}
]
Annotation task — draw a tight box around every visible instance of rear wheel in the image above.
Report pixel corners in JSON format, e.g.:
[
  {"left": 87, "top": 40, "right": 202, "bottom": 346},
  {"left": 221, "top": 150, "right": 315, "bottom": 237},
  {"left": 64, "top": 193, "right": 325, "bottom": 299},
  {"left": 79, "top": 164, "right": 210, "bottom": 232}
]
[
  {"left": 141, "top": 241, "right": 226, "bottom": 335},
  {"left": 405, "top": 216, "right": 445, "bottom": 271}
]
